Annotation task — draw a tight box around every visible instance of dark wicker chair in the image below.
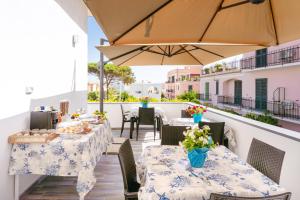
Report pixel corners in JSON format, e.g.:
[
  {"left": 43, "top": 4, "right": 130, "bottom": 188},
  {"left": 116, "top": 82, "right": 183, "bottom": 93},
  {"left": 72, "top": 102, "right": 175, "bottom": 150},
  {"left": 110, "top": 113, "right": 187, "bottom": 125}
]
[
  {"left": 198, "top": 122, "right": 225, "bottom": 146},
  {"left": 247, "top": 138, "right": 285, "bottom": 184},
  {"left": 209, "top": 192, "right": 291, "bottom": 200},
  {"left": 136, "top": 107, "right": 156, "bottom": 141},
  {"left": 118, "top": 139, "right": 140, "bottom": 200},
  {"left": 181, "top": 110, "right": 192, "bottom": 118},
  {"left": 120, "top": 104, "right": 132, "bottom": 137},
  {"left": 161, "top": 125, "right": 189, "bottom": 145}
]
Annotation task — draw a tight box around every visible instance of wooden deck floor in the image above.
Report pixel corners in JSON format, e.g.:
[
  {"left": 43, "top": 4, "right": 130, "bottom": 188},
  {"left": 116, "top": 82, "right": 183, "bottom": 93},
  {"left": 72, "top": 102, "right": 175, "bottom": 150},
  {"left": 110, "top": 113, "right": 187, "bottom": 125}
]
[{"left": 21, "top": 129, "right": 161, "bottom": 200}]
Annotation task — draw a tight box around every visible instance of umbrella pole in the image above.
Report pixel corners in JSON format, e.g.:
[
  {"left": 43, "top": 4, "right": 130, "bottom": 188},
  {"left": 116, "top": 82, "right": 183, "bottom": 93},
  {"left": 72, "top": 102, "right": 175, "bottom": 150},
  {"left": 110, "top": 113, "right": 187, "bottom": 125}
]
[{"left": 99, "top": 38, "right": 105, "bottom": 113}]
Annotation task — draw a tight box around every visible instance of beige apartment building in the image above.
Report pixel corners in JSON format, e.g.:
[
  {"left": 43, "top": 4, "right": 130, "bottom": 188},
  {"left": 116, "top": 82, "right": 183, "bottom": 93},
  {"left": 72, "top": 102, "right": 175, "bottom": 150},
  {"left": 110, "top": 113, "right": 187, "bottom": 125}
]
[{"left": 164, "top": 66, "right": 201, "bottom": 99}]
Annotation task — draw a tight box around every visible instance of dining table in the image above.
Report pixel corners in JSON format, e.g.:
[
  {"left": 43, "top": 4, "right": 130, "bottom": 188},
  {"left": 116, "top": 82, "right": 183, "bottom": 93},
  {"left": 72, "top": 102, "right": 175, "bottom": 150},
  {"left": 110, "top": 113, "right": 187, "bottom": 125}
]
[
  {"left": 137, "top": 145, "right": 286, "bottom": 200},
  {"left": 8, "top": 120, "right": 113, "bottom": 200},
  {"left": 168, "top": 117, "right": 236, "bottom": 148}
]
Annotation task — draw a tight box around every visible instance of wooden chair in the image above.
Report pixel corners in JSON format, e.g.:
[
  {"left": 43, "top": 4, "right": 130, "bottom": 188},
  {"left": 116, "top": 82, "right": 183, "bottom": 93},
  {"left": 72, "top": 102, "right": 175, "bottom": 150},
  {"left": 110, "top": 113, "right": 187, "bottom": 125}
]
[
  {"left": 136, "top": 107, "right": 156, "bottom": 141},
  {"left": 209, "top": 192, "right": 291, "bottom": 200},
  {"left": 247, "top": 138, "right": 285, "bottom": 184},
  {"left": 118, "top": 139, "right": 140, "bottom": 200}
]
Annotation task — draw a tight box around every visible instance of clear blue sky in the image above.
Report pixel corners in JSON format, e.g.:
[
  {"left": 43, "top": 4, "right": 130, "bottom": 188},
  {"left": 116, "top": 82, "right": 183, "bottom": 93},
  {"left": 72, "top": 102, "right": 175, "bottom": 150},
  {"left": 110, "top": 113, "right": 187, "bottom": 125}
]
[{"left": 88, "top": 17, "right": 181, "bottom": 83}]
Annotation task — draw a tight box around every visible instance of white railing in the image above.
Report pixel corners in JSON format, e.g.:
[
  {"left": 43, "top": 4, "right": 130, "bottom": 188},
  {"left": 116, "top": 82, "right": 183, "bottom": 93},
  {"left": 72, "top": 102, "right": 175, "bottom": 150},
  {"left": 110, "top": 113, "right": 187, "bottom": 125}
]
[{"left": 88, "top": 102, "right": 300, "bottom": 200}]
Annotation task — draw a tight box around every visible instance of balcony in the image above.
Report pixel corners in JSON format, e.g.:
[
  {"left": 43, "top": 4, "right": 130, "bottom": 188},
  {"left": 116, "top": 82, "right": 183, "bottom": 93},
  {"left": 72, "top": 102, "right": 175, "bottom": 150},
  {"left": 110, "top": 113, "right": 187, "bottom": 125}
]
[
  {"left": 240, "top": 45, "right": 300, "bottom": 70},
  {"left": 202, "top": 45, "right": 300, "bottom": 77},
  {"left": 199, "top": 93, "right": 212, "bottom": 101},
  {"left": 201, "top": 65, "right": 241, "bottom": 77},
  {"left": 217, "top": 95, "right": 300, "bottom": 120}
]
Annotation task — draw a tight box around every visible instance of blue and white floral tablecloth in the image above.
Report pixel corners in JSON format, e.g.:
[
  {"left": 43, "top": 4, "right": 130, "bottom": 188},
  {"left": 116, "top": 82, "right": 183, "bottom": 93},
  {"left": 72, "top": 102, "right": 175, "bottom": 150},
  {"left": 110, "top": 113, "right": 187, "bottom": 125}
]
[
  {"left": 137, "top": 145, "right": 285, "bottom": 200},
  {"left": 8, "top": 120, "right": 113, "bottom": 200}
]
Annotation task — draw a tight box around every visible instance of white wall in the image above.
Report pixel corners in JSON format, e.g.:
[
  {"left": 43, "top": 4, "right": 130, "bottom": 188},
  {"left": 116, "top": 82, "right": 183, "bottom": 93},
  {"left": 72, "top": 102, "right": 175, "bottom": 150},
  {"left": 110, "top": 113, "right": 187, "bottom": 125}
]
[
  {"left": 0, "top": 0, "right": 88, "bottom": 199},
  {"left": 88, "top": 102, "right": 188, "bottom": 128}
]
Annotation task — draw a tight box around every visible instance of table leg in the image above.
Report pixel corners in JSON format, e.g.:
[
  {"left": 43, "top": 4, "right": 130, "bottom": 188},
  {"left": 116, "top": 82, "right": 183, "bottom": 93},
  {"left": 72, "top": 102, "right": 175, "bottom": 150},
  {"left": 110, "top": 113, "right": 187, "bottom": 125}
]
[{"left": 14, "top": 175, "right": 19, "bottom": 200}]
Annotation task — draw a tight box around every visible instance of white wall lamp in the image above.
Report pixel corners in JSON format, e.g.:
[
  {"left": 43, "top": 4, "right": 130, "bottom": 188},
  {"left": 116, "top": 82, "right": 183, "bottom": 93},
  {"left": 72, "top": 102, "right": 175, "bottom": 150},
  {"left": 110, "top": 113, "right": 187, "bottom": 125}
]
[
  {"left": 25, "top": 87, "right": 34, "bottom": 95},
  {"left": 72, "top": 35, "right": 79, "bottom": 48}
]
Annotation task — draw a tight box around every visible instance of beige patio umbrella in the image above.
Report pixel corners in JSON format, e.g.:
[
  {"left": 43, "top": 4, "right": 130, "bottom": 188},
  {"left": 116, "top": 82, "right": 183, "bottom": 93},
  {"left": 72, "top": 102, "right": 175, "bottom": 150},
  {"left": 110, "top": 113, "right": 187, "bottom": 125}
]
[
  {"left": 96, "top": 44, "right": 262, "bottom": 66},
  {"left": 85, "top": 0, "right": 300, "bottom": 46}
]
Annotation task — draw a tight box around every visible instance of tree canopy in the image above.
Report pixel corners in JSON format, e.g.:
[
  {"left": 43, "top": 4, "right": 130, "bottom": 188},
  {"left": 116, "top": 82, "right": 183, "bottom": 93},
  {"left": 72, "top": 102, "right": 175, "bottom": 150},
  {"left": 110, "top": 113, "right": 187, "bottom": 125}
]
[{"left": 88, "top": 63, "right": 135, "bottom": 99}]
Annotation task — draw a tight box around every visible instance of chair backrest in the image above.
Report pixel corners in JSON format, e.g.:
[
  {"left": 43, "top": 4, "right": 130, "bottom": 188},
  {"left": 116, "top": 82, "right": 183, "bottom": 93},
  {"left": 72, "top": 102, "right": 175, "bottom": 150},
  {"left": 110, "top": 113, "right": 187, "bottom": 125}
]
[
  {"left": 138, "top": 107, "right": 155, "bottom": 125},
  {"left": 118, "top": 139, "right": 137, "bottom": 192},
  {"left": 181, "top": 110, "right": 192, "bottom": 118},
  {"left": 120, "top": 104, "right": 125, "bottom": 116},
  {"left": 209, "top": 192, "right": 291, "bottom": 200},
  {"left": 161, "top": 125, "right": 189, "bottom": 145},
  {"left": 198, "top": 122, "right": 225, "bottom": 145},
  {"left": 247, "top": 138, "right": 285, "bottom": 184}
]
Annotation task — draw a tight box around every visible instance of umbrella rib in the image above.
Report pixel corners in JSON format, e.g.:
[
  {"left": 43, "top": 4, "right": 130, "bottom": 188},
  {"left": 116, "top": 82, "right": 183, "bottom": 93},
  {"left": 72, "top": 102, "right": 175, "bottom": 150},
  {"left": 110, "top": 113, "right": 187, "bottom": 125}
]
[
  {"left": 161, "top": 46, "right": 168, "bottom": 65},
  {"left": 144, "top": 48, "right": 166, "bottom": 56},
  {"left": 117, "top": 46, "right": 152, "bottom": 66},
  {"left": 192, "top": 45, "right": 224, "bottom": 58},
  {"left": 111, "top": 0, "right": 173, "bottom": 44},
  {"left": 172, "top": 45, "right": 187, "bottom": 56},
  {"left": 198, "top": 0, "right": 224, "bottom": 42},
  {"left": 180, "top": 45, "right": 203, "bottom": 65},
  {"left": 105, "top": 46, "right": 147, "bottom": 63},
  {"left": 157, "top": 45, "right": 168, "bottom": 55},
  {"left": 170, "top": 45, "right": 175, "bottom": 55},
  {"left": 269, "top": 0, "right": 279, "bottom": 45},
  {"left": 220, "top": 0, "right": 250, "bottom": 10}
]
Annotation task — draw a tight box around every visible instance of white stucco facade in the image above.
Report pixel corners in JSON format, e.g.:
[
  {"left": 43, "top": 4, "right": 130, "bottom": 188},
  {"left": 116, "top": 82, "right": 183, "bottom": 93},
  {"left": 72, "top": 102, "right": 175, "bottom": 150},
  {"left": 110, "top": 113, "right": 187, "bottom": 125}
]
[{"left": 0, "top": 0, "right": 88, "bottom": 199}]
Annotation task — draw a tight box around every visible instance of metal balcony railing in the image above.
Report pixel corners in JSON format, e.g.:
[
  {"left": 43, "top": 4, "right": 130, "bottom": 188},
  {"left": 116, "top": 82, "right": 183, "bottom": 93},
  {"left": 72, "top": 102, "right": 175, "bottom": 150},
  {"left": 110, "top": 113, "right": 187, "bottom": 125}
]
[
  {"left": 217, "top": 96, "right": 300, "bottom": 120},
  {"left": 202, "top": 45, "right": 300, "bottom": 75},
  {"left": 199, "top": 93, "right": 212, "bottom": 101}
]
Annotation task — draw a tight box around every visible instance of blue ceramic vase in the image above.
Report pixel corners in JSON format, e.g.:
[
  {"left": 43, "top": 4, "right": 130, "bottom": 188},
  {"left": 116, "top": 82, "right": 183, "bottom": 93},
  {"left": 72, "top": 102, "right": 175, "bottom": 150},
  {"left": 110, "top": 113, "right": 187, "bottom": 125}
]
[
  {"left": 193, "top": 113, "right": 203, "bottom": 123},
  {"left": 141, "top": 102, "right": 148, "bottom": 108},
  {"left": 188, "top": 147, "right": 209, "bottom": 168}
]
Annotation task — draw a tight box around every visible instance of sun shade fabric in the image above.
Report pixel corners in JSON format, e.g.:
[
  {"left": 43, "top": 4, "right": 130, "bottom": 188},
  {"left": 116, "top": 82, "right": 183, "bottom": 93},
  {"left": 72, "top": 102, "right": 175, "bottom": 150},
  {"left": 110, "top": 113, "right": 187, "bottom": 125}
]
[
  {"left": 96, "top": 44, "right": 262, "bottom": 66},
  {"left": 85, "top": 0, "right": 300, "bottom": 46}
]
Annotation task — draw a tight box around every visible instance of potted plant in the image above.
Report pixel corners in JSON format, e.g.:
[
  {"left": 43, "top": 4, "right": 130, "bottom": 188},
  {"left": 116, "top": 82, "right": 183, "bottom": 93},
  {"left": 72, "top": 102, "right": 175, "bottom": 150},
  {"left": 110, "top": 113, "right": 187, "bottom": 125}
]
[
  {"left": 186, "top": 105, "right": 207, "bottom": 123},
  {"left": 182, "top": 126, "right": 216, "bottom": 168},
  {"left": 140, "top": 96, "right": 150, "bottom": 108},
  {"left": 204, "top": 68, "right": 210, "bottom": 74},
  {"left": 71, "top": 112, "right": 80, "bottom": 120},
  {"left": 93, "top": 110, "right": 107, "bottom": 124},
  {"left": 214, "top": 64, "right": 223, "bottom": 72}
]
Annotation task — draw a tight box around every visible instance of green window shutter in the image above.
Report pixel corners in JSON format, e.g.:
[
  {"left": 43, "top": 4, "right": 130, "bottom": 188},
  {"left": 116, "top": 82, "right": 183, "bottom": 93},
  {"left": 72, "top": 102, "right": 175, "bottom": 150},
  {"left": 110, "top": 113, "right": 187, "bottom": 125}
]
[
  {"left": 234, "top": 80, "right": 242, "bottom": 105},
  {"left": 216, "top": 80, "right": 219, "bottom": 95},
  {"left": 255, "top": 78, "right": 268, "bottom": 110},
  {"left": 255, "top": 48, "right": 267, "bottom": 68},
  {"left": 205, "top": 82, "right": 209, "bottom": 100}
]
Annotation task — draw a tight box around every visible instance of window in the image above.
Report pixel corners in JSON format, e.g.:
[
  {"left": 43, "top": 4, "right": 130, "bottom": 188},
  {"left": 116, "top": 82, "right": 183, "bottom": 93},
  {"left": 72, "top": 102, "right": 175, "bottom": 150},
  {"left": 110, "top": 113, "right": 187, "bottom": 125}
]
[
  {"left": 215, "top": 80, "right": 219, "bottom": 95},
  {"left": 188, "top": 85, "right": 193, "bottom": 91},
  {"left": 205, "top": 82, "right": 209, "bottom": 100},
  {"left": 255, "top": 48, "right": 267, "bottom": 68},
  {"left": 255, "top": 78, "right": 268, "bottom": 110}
]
